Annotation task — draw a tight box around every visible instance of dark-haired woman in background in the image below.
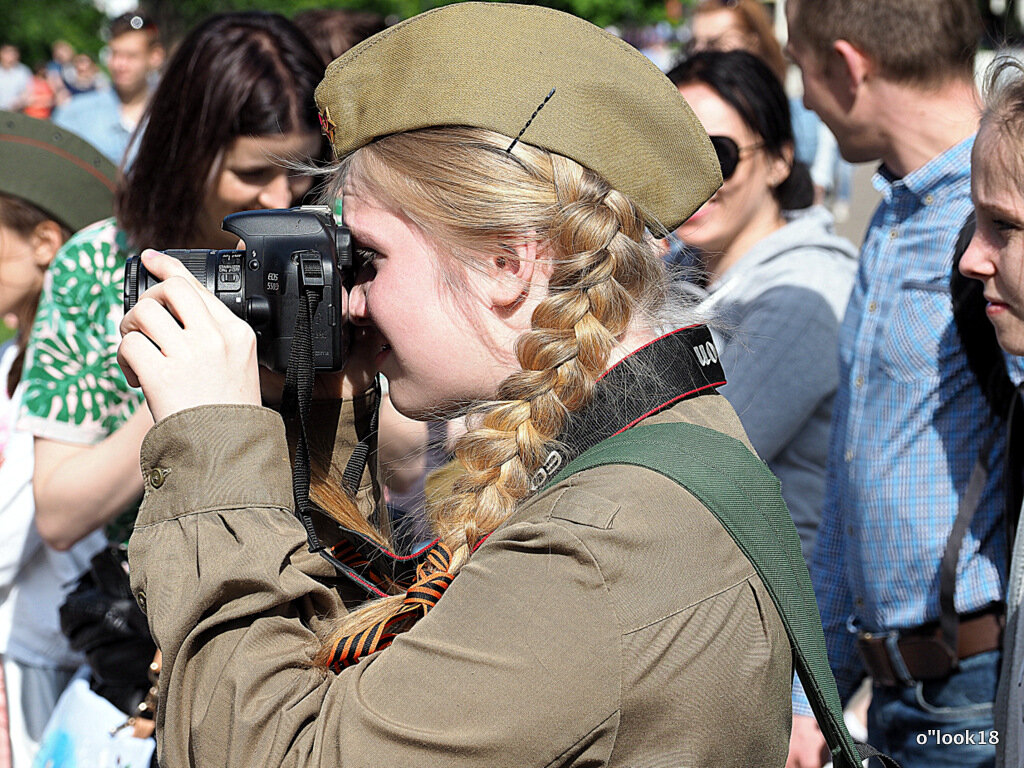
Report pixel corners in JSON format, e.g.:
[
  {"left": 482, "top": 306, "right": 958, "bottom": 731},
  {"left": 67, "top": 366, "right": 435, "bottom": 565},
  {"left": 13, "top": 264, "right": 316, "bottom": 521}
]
[
  {"left": 19, "top": 12, "right": 325, "bottom": 555},
  {"left": 13, "top": 12, "right": 325, "bottom": 719},
  {"left": 669, "top": 50, "right": 856, "bottom": 562}
]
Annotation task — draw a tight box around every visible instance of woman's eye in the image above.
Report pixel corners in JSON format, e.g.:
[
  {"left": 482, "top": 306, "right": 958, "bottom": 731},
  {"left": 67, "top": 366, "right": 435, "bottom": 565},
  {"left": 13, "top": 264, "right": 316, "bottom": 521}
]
[
  {"left": 234, "top": 168, "right": 276, "bottom": 184},
  {"left": 356, "top": 247, "right": 379, "bottom": 268}
]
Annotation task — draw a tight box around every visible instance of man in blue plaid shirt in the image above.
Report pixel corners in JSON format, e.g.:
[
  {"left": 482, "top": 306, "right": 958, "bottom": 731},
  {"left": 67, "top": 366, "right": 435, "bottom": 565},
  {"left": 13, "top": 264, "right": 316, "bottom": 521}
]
[{"left": 784, "top": 1, "right": 1024, "bottom": 767}]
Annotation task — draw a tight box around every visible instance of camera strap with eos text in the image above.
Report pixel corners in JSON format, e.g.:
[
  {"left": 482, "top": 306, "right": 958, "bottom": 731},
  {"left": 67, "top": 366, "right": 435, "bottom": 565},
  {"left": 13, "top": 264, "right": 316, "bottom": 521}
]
[{"left": 285, "top": 321, "right": 727, "bottom": 600}]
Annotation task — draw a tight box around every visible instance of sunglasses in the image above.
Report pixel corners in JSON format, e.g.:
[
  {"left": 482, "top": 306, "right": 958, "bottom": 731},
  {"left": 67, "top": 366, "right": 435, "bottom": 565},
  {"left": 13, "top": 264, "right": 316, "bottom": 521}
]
[{"left": 709, "top": 135, "right": 764, "bottom": 181}]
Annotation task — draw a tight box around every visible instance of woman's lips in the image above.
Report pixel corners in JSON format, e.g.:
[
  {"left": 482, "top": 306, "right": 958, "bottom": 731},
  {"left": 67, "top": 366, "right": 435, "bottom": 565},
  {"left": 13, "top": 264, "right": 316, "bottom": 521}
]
[{"left": 684, "top": 200, "right": 715, "bottom": 226}]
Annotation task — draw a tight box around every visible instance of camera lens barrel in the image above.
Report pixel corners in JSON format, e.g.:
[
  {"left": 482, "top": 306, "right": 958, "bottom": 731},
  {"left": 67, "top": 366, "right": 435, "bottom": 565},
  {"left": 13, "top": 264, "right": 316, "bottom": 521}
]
[{"left": 123, "top": 249, "right": 247, "bottom": 318}]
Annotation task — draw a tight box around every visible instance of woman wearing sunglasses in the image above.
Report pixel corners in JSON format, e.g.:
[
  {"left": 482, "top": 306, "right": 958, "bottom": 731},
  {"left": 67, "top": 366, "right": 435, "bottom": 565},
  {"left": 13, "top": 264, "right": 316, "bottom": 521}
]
[{"left": 668, "top": 50, "right": 857, "bottom": 563}]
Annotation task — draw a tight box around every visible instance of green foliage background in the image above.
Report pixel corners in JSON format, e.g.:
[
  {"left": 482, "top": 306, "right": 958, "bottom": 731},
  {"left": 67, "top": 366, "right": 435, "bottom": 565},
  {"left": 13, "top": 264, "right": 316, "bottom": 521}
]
[
  {"left": 0, "top": 0, "right": 107, "bottom": 68},
  {"left": 2, "top": 0, "right": 682, "bottom": 61},
  {"left": 2, "top": 0, "right": 1020, "bottom": 67},
  {"left": 141, "top": 0, "right": 679, "bottom": 42}
]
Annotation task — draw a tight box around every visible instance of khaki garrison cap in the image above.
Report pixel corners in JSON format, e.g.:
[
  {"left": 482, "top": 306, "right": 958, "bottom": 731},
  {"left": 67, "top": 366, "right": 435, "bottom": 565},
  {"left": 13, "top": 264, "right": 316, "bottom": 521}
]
[
  {"left": 0, "top": 110, "right": 117, "bottom": 232},
  {"left": 315, "top": 2, "right": 721, "bottom": 230}
]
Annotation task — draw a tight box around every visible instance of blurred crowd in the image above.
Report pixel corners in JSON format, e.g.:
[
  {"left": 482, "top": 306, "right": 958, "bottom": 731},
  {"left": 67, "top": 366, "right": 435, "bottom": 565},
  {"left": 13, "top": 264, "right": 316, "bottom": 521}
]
[{"left": 1, "top": 1, "right": 1023, "bottom": 767}]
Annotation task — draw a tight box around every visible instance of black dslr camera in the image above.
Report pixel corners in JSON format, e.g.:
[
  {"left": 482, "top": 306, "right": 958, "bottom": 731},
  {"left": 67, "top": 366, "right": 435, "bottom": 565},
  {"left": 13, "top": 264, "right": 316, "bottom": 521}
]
[{"left": 123, "top": 206, "right": 353, "bottom": 372}]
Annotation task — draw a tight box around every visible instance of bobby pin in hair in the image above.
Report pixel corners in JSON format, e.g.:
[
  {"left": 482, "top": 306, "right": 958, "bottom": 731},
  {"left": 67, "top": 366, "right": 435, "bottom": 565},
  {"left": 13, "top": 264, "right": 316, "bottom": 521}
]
[{"left": 506, "top": 88, "right": 556, "bottom": 153}]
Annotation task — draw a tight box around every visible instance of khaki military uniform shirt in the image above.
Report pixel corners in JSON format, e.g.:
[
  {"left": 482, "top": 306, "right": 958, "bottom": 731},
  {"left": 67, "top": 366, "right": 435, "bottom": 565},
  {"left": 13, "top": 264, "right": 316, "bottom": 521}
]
[{"left": 129, "top": 392, "right": 792, "bottom": 767}]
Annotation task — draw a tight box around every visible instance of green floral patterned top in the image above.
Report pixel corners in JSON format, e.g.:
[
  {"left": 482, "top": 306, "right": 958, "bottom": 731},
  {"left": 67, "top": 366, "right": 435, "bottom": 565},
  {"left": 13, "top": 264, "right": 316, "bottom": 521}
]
[{"left": 17, "top": 217, "right": 143, "bottom": 445}]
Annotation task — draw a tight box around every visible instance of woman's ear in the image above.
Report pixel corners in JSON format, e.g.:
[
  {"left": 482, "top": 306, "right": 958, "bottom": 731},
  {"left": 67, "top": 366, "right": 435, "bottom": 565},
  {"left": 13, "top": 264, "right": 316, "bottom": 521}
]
[
  {"left": 486, "top": 238, "right": 551, "bottom": 309},
  {"left": 768, "top": 143, "right": 794, "bottom": 189},
  {"left": 30, "top": 220, "right": 65, "bottom": 269}
]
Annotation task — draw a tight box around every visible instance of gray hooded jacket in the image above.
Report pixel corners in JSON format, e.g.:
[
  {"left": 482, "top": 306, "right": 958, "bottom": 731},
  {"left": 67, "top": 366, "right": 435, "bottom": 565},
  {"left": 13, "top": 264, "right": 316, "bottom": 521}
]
[{"left": 694, "top": 205, "right": 857, "bottom": 563}]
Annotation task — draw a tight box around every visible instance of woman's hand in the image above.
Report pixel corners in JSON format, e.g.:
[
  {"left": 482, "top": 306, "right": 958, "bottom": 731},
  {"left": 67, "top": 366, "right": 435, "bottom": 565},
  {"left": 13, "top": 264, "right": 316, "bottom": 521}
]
[{"left": 118, "top": 250, "right": 262, "bottom": 423}]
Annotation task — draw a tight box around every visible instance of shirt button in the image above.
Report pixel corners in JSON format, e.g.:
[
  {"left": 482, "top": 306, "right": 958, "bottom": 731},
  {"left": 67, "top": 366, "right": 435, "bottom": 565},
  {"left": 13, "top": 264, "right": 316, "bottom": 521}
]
[
  {"left": 855, "top": 597, "right": 865, "bottom": 609},
  {"left": 845, "top": 449, "right": 854, "bottom": 462},
  {"left": 136, "top": 590, "right": 147, "bottom": 613},
  {"left": 148, "top": 468, "right": 167, "bottom": 488},
  {"left": 924, "top": 194, "right": 935, "bottom": 205},
  {"left": 855, "top": 376, "right": 865, "bottom": 389},
  {"left": 889, "top": 228, "right": 898, "bottom": 239},
  {"left": 868, "top": 301, "right": 878, "bottom": 313}
]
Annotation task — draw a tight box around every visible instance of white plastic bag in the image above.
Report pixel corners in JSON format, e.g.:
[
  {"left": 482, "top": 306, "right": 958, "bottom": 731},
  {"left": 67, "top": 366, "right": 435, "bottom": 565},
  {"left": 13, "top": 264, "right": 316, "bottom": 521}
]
[{"left": 31, "top": 676, "right": 154, "bottom": 768}]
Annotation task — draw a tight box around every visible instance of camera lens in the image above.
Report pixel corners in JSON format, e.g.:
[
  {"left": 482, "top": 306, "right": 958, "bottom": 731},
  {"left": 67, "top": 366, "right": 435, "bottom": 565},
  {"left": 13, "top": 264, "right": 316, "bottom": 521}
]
[{"left": 123, "top": 249, "right": 244, "bottom": 316}]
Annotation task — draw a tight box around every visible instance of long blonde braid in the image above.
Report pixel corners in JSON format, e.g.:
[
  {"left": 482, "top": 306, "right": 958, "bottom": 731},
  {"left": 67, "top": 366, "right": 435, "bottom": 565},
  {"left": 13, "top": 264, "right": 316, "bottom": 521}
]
[{"left": 315, "top": 127, "right": 668, "bottom": 667}]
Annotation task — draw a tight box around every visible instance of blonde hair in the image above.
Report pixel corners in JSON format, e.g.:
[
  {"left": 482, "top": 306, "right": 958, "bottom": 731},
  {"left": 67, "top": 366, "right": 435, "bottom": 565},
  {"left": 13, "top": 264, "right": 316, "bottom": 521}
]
[
  {"left": 314, "top": 126, "right": 681, "bottom": 665},
  {"left": 982, "top": 58, "right": 1024, "bottom": 165}
]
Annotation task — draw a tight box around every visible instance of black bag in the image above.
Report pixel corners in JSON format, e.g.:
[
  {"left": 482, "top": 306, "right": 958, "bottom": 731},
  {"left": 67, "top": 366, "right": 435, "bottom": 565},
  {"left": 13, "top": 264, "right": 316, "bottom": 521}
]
[
  {"left": 950, "top": 213, "right": 1024, "bottom": 547},
  {"left": 59, "top": 546, "right": 156, "bottom": 715}
]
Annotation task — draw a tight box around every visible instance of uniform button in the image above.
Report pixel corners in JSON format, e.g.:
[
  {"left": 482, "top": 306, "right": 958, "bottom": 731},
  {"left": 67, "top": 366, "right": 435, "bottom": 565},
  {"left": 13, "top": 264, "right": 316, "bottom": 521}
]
[
  {"left": 868, "top": 301, "right": 878, "bottom": 313},
  {"left": 148, "top": 468, "right": 167, "bottom": 488},
  {"left": 845, "top": 449, "right": 855, "bottom": 462},
  {"left": 136, "top": 590, "right": 147, "bottom": 612}
]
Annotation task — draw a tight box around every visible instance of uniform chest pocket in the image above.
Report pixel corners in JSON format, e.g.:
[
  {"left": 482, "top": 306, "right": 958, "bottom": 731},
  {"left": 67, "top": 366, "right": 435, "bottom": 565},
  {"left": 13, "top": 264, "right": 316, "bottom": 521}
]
[{"left": 878, "top": 278, "right": 954, "bottom": 383}]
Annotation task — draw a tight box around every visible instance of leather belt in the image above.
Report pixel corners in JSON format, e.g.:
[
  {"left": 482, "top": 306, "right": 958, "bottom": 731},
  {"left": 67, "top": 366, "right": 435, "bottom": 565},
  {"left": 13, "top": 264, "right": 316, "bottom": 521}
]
[{"left": 855, "top": 608, "right": 1004, "bottom": 688}]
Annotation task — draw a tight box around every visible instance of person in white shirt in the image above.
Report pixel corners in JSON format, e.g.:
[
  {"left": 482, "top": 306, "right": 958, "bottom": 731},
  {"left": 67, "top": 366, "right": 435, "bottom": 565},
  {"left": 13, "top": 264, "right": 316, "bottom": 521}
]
[{"left": 0, "top": 110, "right": 117, "bottom": 766}]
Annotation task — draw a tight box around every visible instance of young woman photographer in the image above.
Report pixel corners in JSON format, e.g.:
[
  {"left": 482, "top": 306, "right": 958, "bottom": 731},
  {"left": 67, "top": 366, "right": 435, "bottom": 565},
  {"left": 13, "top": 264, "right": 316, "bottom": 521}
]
[{"left": 119, "top": 5, "right": 796, "bottom": 765}]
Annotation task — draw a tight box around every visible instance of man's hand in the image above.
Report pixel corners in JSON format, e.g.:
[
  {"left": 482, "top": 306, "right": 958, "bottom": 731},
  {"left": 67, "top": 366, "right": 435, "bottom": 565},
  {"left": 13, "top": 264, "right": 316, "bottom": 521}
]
[{"left": 786, "top": 713, "right": 830, "bottom": 768}]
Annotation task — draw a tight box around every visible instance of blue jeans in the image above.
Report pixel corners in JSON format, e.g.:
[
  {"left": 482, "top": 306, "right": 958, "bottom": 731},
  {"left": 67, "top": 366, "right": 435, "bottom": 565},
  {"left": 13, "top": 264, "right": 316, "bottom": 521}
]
[{"left": 867, "top": 650, "right": 1000, "bottom": 768}]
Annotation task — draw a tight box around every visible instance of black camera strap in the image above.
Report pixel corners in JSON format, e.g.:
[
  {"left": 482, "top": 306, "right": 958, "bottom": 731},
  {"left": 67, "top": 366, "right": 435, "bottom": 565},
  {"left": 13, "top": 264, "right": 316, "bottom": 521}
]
[
  {"left": 524, "top": 324, "right": 727, "bottom": 490},
  {"left": 283, "top": 276, "right": 421, "bottom": 598},
  {"left": 281, "top": 283, "right": 324, "bottom": 552},
  {"left": 287, "top": 321, "right": 727, "bottom": 598}
]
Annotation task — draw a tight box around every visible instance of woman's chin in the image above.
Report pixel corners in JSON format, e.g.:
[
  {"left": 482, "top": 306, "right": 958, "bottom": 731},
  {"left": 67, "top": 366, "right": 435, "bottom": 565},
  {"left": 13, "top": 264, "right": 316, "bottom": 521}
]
[
  {"left": 386, "top": 386, "right": 430, "bottom": 421},
  {"left": 389, "top": 387, "right": 466, "bottom": 422},
  {"left": 675, "top": 211, "right": 722, "bottom": 250},
  {"left": 674, "top": 227, "right": 719, "bottom": 255}
]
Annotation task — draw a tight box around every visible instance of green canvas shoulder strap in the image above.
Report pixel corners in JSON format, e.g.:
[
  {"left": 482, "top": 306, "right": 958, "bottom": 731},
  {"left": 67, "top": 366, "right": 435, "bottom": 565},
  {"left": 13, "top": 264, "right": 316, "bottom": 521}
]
[{"left": 545, "top": 421, "right": 899, "bottom": 768}]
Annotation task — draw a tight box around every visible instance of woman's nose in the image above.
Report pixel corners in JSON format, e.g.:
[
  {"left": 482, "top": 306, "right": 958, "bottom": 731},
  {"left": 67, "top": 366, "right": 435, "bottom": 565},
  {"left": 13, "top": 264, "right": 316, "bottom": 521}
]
[
  {"left": 258, "top": 172, "right": 293, "bottom": 211},
  {"left": 347, "top": 272, "right": 372, "bottom": 325}
]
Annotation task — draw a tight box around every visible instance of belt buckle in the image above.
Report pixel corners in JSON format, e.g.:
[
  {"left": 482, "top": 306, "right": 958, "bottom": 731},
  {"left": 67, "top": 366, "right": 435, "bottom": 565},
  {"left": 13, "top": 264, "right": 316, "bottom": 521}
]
[
  {"left": 856, "top": 628, "right": 918, "bottom": 687},
  {"left": 882, "top": 631, "right": 919, "bottom": 687}
]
